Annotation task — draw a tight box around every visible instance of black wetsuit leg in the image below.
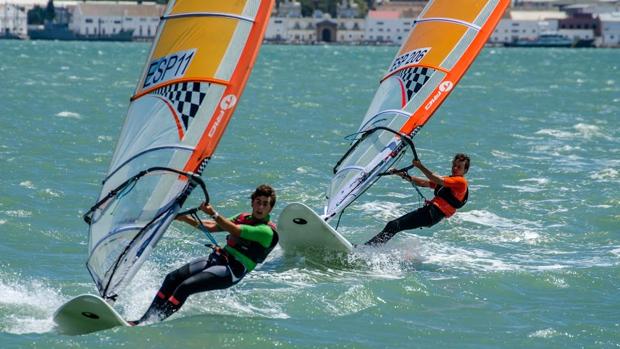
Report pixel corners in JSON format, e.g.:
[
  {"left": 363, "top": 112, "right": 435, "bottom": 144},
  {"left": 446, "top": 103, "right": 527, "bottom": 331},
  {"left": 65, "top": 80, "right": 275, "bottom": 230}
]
[
  {"left": 133, "top": 252, "right": 246, "bottom": 324},
  {"left": 364, "top": 204, "right": 445, "bottom": 246}
]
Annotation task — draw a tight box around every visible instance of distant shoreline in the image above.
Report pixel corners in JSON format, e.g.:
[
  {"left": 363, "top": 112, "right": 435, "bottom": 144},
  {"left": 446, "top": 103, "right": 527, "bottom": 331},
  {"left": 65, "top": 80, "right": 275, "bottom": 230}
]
[{"left": 2, "top": 39, "right": 618, "bottom": 48}]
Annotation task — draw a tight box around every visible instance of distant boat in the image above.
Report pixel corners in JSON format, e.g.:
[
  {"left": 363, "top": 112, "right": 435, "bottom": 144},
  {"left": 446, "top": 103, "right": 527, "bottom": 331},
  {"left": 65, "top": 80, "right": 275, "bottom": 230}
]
[
  {"left": 505, "top": 33, "right": 593, "bottom": 48},
  {"left": 28, "top": 22, "right": 134, "bottom": 42}
]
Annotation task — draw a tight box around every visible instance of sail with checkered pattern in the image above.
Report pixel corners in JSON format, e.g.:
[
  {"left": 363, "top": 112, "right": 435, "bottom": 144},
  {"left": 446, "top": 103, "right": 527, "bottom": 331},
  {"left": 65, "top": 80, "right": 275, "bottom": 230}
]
[
  {"left": 324, "top": 0, "right": 509, "bottom": 220},
  {"left": 84, "top": 0, "right": 274, "bottom": 300}
]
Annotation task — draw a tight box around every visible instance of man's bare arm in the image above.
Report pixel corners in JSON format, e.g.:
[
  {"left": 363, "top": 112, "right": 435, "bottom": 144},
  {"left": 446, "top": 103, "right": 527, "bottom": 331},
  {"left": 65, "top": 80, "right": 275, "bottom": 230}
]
[{"left": 413, "top": 160, "right": 444, "bottom": 186}]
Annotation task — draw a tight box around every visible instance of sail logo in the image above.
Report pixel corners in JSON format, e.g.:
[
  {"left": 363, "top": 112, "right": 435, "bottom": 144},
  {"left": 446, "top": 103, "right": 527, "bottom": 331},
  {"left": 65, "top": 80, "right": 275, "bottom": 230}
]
[
  {"left": 388, "top": 47, "right": 431, "bottom": 73},
  {"left": 425, "top": 80, "right": 454, "bottom": 111},
  {"left": 209, "top": 94, "right": 238, "bottom": 138},
  {"left": 439, "top": 81, "right": 453, "bottom": 92},
  {"left": 219, "top": 94, "right": 237, "bottom": 110},
  {"left": 143, "top": 49, "right": 197, "bottom": 89}
]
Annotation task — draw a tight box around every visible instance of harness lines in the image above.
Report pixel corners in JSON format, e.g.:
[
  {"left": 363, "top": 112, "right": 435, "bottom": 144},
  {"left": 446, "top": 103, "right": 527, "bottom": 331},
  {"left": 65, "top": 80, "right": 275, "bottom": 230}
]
[{"left": 434, "top": 184, "right": 468, "bottom": 209}]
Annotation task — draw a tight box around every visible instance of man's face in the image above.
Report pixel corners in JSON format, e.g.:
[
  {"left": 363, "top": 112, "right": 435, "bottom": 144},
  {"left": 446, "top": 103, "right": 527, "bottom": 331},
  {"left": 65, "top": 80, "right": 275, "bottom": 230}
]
[
  {"left": 251, "top": 195, "right": 273, "bottom": 220},
  {"left": 451, "top": 159, "right": 468, "bottom": 176}
]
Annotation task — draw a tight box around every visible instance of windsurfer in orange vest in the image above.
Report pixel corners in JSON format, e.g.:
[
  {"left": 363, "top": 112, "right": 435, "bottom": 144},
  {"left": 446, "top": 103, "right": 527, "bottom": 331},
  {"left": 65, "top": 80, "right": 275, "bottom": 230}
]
[
  {"left": 129, "top": 185, "right": 278, "bottom": 325},
  {"left": 365, "top": 154, "right": 470, "bottom": 246}
]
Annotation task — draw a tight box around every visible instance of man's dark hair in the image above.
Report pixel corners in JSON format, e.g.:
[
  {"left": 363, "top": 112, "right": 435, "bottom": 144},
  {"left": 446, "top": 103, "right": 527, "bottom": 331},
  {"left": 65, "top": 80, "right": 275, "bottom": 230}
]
[
  {"left": 454, "top": 153, "right": 470, "bottom": 172},
  {"left": 251, "top": 184, "right": 276, "bottom": 208}
]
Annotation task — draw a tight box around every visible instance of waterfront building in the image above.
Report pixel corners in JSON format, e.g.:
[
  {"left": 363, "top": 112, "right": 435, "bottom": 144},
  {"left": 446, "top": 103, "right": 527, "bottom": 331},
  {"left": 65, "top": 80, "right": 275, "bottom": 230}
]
[
  {"left": 70, "top": 2, "right": 164, "bottom": 41},
  {"left": 491, "top": 10, "right": 566, "bottom": 44},
  {"left": 365, "top": 10, "right": 412, "bottom": 44},
  {"left": 374, "top": 0, "right": 426, "bottom": 18},
  {"left": 599, "top": 12, "right": 620, "bottom": 46},
  {"left": 265, "top": 10, "right": 365, "bottom": 44},
  {"left": 277, "top": 0, "right": 301, "bottom": 18},
  {"left": 0, "top": 3, "right": 28, "bottom": 39},
  {"left": 563, "top": 2, "right": 620, "bottom": 16},
  {"left": 336, "top": 0, "right": 361, "bottom": 19},
  {"left": 336, "top": 18, "right": 365, "bottom": 43},
  {"left": 513, "top": 0, "right": 619, "bottom": 11},
  {"left": 512, "top": 0, "right": 562, "bottom": 11},
  {"left": 557, "top": 12, "right": 598, "bottom": 43},
  {"left": 266, "top": 0, "right": 302, "bottom": 42},
  {"left": 266, "top": 17, "right": 288, "bottom": 42},
  {"left": 285, "top": 16, "right": 316, "bottom": 43}
]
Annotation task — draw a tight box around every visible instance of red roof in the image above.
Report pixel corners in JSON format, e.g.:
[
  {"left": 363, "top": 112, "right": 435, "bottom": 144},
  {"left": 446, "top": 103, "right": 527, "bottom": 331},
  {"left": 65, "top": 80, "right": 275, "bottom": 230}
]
[{"left": 368, "top": 10, "right": 401, "bottom": 20}]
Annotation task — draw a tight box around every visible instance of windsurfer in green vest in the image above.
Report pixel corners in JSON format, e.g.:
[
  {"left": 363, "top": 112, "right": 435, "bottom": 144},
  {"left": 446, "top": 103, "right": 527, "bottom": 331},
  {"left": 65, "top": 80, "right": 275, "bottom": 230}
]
[
  {"left": 365, "top": 154, "right": 470, "bottom": 246},
  {"left": 129, "top": 184, "right": 278, "bottom": 325}
]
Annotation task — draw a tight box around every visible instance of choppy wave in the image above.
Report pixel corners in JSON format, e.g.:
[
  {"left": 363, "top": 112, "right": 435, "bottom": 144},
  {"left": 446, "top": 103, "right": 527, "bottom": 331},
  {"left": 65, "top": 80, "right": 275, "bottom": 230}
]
[
  {"left": 2, "top": 42, "right": 619, "bottom": 346},
  {"left": 19, "top": 181, "right": 35, "bottom": 190},
  {"left": 590, "top": 168, "right": 619, "bottom": 181},
  {"left": 535, "top": 123, "right": 613, "bottom": 141},
  {"left": 55, "top": 111, "right": 81, "bottom": 119},
  {"left": 0, "top": 272, "right": 64, "bottom": 334}
]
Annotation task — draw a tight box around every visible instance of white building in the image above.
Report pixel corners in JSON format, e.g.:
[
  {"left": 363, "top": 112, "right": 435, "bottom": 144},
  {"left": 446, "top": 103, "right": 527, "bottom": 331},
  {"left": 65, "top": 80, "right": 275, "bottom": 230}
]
[
  {"left": 558, "top": 27, "right": 595, "bottom": 41},
  {"left": 491, "top": 10, "right": 566, "bottom": 44},
  {"left": 0, "top": 3, "right": 27, "bottom": 38},
  {"left": 266, "top": 17, "right": 288, "bottom": 42},
  {"left": 337, "top": 0, "right": 361, "bottom": 19},
  {"left": 286, "top": 17, "right": 316, "bottom": 43},
  {"left": 599, "top": 12, "right": 620, "bottom": 46},
  {"left": 70, "top": 2, "right": 163, "bottom": 40},
  {"left": 336, "top": 18, "right": 365, "bottom": 43},
  {"left": 512, "top": 0, "right": 562, "bottom": 11},
  {"left": 265, "top": 13, "right": 366, "bottom": 44},
  {"left": 365, "top": 10, "right": 412, "bottom": 44},
  {"left": 277, "top": 0, "right": 302, "bottom": 18}
]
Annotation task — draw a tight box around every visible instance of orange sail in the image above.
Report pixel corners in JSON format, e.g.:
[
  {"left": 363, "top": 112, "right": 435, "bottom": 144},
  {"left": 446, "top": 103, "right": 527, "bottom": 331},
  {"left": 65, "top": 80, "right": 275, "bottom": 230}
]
[
  {"left": 326, "top": 0, "right": 509, "bottom": 219},
  {"left": 84, "top": 0, "right": 274, "bottom": 300}
]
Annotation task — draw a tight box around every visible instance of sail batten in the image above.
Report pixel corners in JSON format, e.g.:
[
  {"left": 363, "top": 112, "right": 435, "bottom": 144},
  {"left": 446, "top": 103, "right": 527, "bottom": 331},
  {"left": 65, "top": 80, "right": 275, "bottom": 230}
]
[
  {"left": 85, "top": 0, "right": 274, "bottom": 300},
  {"left": 131, "top": 77, "right": 231, "bottom": 101},
  {"left": 413, "top": 17, "right": 481, "bottom": 30},
  {"left": 162, "top": 12, "right": 255, "bottom": 22},
  {"left": 382, "top": 63, "right": 449, "bottom": 82}
]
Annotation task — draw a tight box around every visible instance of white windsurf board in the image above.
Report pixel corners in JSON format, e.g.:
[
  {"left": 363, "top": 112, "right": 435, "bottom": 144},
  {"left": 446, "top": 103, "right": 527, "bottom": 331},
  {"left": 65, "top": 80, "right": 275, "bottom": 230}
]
[
  {"left": 278, "top": 202, "right": 353, "bottom": 253},
  {"left": 53, "top": 294, "right": 129, "bottom": 335}
]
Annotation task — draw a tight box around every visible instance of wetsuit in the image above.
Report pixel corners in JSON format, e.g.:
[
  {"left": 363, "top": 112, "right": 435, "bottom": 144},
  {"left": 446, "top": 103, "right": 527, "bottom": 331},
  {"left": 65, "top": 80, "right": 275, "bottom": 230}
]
[
  {"left": 132, "top": 213, "right": 277, "bottom": 324},
  {"left": 365, "top": 176, "right": 468, "bottom": 245}
]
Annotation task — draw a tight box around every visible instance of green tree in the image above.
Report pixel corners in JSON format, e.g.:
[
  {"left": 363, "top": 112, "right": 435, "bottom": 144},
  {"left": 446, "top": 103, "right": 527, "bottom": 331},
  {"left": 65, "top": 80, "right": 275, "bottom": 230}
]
[
  {"left": 27, "top": 5, "right": 46, "bottom": 25},
  {"left": 45, "top": 0, "right": 56, "bottom": 21}
]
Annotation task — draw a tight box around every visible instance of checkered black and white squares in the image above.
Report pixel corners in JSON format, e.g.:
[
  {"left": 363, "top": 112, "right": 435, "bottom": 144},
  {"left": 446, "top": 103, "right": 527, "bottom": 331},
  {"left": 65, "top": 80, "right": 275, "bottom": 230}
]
[{"left": 152, "top": 82, "right": 209, "bottom": 130}]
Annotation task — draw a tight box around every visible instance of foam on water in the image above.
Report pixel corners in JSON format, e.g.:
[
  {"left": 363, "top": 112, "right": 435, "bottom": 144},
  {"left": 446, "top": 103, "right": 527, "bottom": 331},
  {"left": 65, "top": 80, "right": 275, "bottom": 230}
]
[
  {"left": 19, "top": 181, "right": 35, "bottom": 190},
  {"left": 55, "top": 111, "right": 81, "bottom": 119},
  {"left": 323, "top": 284, "right": 377, "bottom": 316},
  {"left": 0, "top": 272, "right": 64, "bottom": 334},
  {"left": 535, "top": 123, "right": 613, "bottom": 141},
  {"left": 3, "top": 210, "right": 32, "bottom": 218},
  {"left": 459, "top": 210, "right": 538, "bottom": 230},
  {"left": 502, "top": 184, "right": 545, "bottom": 193},
  {"left": 590, "top": 168, "right": 618, "bottom": 181},
  {"left": 416, "top": 240, "right": 517, "bottom": 272},
  {"left": 357, "top": 200, "right": 407, "bottom": 222},
  {"left": 528, "top": 328, "right": 559, "bottom": 338},
  {"left": 43, "top": 188, "right": 63, "bottom": 198}
]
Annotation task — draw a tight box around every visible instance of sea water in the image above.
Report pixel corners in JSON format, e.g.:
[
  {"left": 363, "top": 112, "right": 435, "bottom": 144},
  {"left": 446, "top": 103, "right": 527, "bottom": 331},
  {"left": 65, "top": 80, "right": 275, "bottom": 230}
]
[{"left": 0, "top": 40, "right": 618, "bottom": 348}]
